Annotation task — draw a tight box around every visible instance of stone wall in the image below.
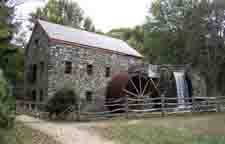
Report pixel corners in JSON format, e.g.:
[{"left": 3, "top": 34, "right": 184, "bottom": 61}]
[
  {"left": 24, "top": 24, "right": 49, "bottom": 102},
  {"left": 24, "top": 23, "right": 141, "bottom": 111},
  {"left": 187, "top": 70, "right": 207, "bottom": 97},
  {"left": 47, "top": 41, "right": 140, "bottom": 111}
]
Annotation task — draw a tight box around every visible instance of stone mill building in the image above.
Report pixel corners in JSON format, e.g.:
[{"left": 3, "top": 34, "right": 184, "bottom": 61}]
[{"left": 24, "top": 20, "right": 142, "bottom": 109}]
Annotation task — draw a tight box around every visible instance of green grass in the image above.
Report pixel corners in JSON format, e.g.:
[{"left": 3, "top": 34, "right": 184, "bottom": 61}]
[
  {"left": 0, "top": 122, "right": 60, "bottom": 144},
  {"left": 97, "top": 113, "right": 225, "bottom": 144},
  {"left": 0, "top": 127, "right": 17, "bottom": 144}
]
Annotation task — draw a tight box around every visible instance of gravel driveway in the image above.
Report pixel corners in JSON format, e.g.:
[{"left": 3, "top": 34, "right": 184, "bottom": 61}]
[{"left": 16, "top": 115, "right": 114, "bottom": 144}]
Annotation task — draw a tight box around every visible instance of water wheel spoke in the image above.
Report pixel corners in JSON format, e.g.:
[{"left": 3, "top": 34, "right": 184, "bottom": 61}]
[
  {"left": 156, "top": 78, "right": 161, "bottom": 88},
  {"left": 143, "top": 92, "right": 152, "bottom": 97},
  {"left": 129, "top": 78, "right": 140, "bottom": 95},
  {"left": 141, "top": 79, "right": 150, "bottom": 96},
  {"left": 123, "top": 89, "right": 139, "bottom": 98},
  {"left": 139, "top": 74, "right": 142, "bottom": 96},
  {"left": 150, "top": 78, "right": 160, "bottom": 96}
]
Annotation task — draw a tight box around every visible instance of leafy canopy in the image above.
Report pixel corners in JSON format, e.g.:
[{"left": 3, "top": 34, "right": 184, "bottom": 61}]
[
  {"left": 31, "top": 0, "right": 95, "bottom": 32},
  {"left": 144, "top": 0, "right": 225, "bottom": 95}
]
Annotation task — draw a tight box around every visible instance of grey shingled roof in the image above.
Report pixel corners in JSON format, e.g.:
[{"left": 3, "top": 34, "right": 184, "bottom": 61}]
[{"left": 38, "top": 20, "right": 143, "bottom": 58}]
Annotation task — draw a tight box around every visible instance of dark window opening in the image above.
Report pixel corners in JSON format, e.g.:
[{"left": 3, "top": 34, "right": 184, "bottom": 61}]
[
  {"left": 40, "top": 89, "right": 44, "bottom": 102},
  {"left": 30, "top": 64, "right": 37, "bottom": 83},
  {"left": 87, "top": 64, "right": 93, "bottom": 75},
  {"left": 105, "top": 67, "right": 111, "bottom": 77},
  {"left": 40, "top": 61, "right": 44, "bottom": 75},
  {"left": 86, "top": 91, "right": 93, "bottom": 102},
  {"left": 27, "top": 65, "right": 32, "bottom": 83},
  {"left": 32, "top": 90, "right": 36, "bottom": 101},
  {"left": 35, "top": 39, "right": 39, "bottom": 47},
  {"left": 5, "top": 58, "right": 8, "bottom": 64},
  {"left": 65, "top": 61, "right": 72, "bottom": 74},
  {"left": 31, "top": 104, "right": 35, "bottom": 110}
]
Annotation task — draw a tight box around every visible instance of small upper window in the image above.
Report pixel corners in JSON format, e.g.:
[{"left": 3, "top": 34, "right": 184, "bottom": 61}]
[
  {"left": 40, "top": 61, "right": 44, "bottom": 74},
  {"left": 86, "top": 91, "right": 93, "bottom": 102},
  {"left": 65, "top": 61, "right": 72, "bottom": 74},
  {"left": 87, "top": 64, "right": 93, "bottom": 75},
  {"left": 32, "top": 90, "right": 36, "bottom": 101},
  {"left": 105, "top": 67, "right": 111, "bottom": 77},
  {"left": 31, "top": 64, "right": 37, "bottom": 83},
  {"left": 34, "top": 39, "right": 39, "bottom": 47}
]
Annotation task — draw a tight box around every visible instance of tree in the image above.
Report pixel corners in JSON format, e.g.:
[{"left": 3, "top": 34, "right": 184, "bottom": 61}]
[
  {"left": 0, "top": 2, "right": 24, "bottom": 83},
  {"left": 107, "top": 26, "right": 144, "bottom": 52},
  {"left": 46, "top": 88, "right": 77, "bottom": 117},
  {"left": 144, "top": 0, "right": 225, "bottom": 96},
  {"left": 83, "top": 17, "right": 95, "bottom": 32},
  {"left": 0, "top": 0, "right": 23, "bottom": 130},
  {"left": 0, "top": 70, "right": 15, "bottom": 128},
  {"left": 31, "top": 0, "right": 84, "bottom": 29},
  {"left": 31, "top": 0, "right": 97, "bottom": 32}
]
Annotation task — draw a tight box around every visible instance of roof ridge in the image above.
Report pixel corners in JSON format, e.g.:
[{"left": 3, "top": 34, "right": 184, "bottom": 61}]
[
  {"left": 37, "top": 19, "right": 143, "bottom": 58},
  {"left": 38, "top": 19, "right": 126, "bottom": 43}
]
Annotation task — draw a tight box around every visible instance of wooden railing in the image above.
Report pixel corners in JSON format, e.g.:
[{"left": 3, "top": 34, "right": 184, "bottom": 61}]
[
  {"left": 16, "top": 96, "right": 225, "bottom": 121},
  {"left": 78, "top": 96, "right": 225, "bottom": 120},
  {"left": 16, "top": 101, "right": 47, "bottom": 117}
]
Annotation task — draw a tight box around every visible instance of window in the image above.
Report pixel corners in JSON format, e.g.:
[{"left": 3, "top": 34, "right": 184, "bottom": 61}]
[
  {"left": 32, "top": 90, "right": 36, "bottom": 101},
  {"left": 40, "top": 61, "right": 44, "bottom": 75},
  {"left": 105, "top": 67, "right": 111, "bottom": 77},
  {"left": 40, "top": 89, "right": 44, "bottom": 102},
  {"left": 31, "top": 64, "right": 37, "bottom": 83},
  {"left": 34, "top": 39, "right": 39, "bottom": 47},
  {"left": 65, "top": 61, "right": 72, "bottom": 74},
  {"left": 87, "top": 64, "right": 93, "bottom": 75},
  {"left": 86, "top": 91, "right": 93, "bottom": 102},
  {"left": 27, "top": 65, "right": 32, "bottom": 83}
]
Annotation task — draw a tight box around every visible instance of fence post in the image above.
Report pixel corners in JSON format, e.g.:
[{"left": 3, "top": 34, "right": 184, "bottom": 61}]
[
  {"left": 29, "top": 103, "right": 32, "bottom": 112},
  {"left": 125, "top": 95, "right": 129, "bottom": 119},
  {"left": 206, "top": 98, "right": 210, "bottom": 112},
  {"left": 76, "top": 100, "right": 81, "bottom": 121},
  {"left": 192, "top": 97, "right": 196, "bottom": 113},
  {"left": 216, "top": 97, "right": 221, "bottom": 113},
  {"left": 161, "top": 94, "right": 165, "bottom": 117}
]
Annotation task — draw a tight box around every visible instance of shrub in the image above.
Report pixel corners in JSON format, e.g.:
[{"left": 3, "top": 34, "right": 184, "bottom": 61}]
[
  {"left": 46, "top": 88, "right": 77, "bottom": 116},
  {"left": 0, "top": 70, "right": 15, "bottom": 129}
]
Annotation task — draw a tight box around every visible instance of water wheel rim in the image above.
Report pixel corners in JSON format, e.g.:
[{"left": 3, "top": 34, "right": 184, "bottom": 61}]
[{"left": 122, "top": 73, "right": 159, "bottom": 98}]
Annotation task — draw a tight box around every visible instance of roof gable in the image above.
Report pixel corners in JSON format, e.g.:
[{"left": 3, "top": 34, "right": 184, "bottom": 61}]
[{"left": 37, "top": 20, "right": 143, "bottom": 58}]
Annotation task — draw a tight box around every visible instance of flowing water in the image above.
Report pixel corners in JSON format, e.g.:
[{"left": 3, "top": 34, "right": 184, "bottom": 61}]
[{"left": 173, "top": 72, "right": 188, "bottom": 108}]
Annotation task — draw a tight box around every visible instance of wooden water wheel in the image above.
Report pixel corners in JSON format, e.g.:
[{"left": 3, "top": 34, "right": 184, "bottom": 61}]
[{"left": 105, "top": 72, "right": 162, "bottom": 111}]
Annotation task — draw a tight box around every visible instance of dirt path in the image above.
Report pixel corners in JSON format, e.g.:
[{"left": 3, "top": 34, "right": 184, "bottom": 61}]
[{"left": 16, "top": 115, "right": 114, "bottom": 144}]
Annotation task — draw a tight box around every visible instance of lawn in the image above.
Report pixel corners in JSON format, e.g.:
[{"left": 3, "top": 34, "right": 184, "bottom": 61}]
[
  {"left": 97, "top": 113, "right": 225, "bottom": 144},
  {"left": 0, "top": 122, "right": 60, "bottom": 144}
]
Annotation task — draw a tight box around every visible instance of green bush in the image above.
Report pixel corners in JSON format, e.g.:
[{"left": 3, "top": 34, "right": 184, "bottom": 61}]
[
  {"left": 46, "top": 88, "right": 77, "bottom": 116},
  {"left": 0, "top": 70, "right": 15, "bottom": 129}
]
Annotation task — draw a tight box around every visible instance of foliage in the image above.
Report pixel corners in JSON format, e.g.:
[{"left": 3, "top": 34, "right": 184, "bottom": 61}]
[
  {"left": 0, "top": 47, "right": 24, "bottom": 82},
  {"left": 0, "top": 71, "right": 15, "bottom": 129},
  {"left": 0, "top": 2, "right": 19, "bottom": 129},
  {"left": 0, "top": 4, "right": 13, "bottom": 49},
  {"left": 46, "top": 88, "right": 77, "bottom": 115},
  {"left": 144, "top": 0, "right": 225, "bottom": 96},
  {"left": 31, "top": 0, "right": 83, "bottom": 28},
  {"left": 0, "top": 3, "right": 24, "bottom": 83},
  {"left": 107, "top": 26, "right": 144, "bottom": 52},
  {"left": 83, "top": 17, "right": 95, "bottom": 32},
  {"left": 31, "top": 0, "right": 96, "bottom": 32}
]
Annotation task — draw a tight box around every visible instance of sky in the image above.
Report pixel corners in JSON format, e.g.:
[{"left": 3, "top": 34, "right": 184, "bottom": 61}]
[{"left": 14, "top": 0, "right": 151, "bottom": 32}]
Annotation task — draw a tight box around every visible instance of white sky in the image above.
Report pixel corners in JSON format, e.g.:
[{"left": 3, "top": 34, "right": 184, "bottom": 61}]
[{"left": 15, "top": 0, "right": 151, "bottom": 32}]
